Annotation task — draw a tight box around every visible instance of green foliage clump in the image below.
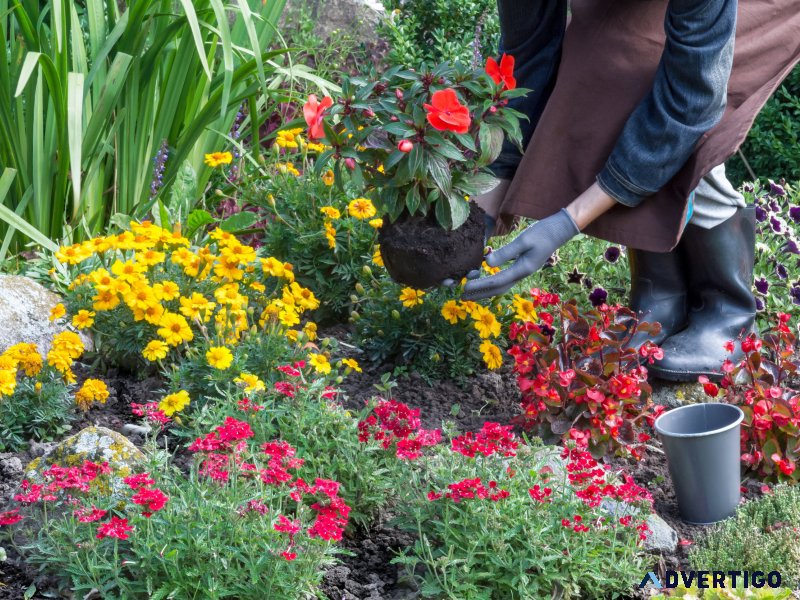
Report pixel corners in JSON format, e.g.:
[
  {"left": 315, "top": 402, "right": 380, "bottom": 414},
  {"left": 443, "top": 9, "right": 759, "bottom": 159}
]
[
  {"left": 727, "top": 65, "right": 800, "bottom": 185},
  {"left": 690, "top": 485, "right": 800, "bottom": 588},
  {"left": 379, "top": 0, "right": 500, "bottom": 67}
]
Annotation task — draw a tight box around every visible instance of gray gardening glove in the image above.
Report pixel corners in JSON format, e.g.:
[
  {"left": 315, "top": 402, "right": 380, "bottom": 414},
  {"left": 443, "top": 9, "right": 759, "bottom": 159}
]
[{"left": 462, "top": 209, "right": 579, "bottom": 300}]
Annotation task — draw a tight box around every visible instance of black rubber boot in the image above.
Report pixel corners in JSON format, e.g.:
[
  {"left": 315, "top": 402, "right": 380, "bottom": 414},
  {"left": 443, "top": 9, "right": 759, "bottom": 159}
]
[
  {"left": 649, "top": 206, "right": 756, "bottom": 381},
  {"left": 626, "top": 248, "right": 689, "bottom": 349}
]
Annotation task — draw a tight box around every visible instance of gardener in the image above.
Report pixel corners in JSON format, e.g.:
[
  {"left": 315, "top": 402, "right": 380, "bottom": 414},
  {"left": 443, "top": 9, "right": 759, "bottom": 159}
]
[{"left": 463, "top": 0, "right": 800, "bottom": 381}]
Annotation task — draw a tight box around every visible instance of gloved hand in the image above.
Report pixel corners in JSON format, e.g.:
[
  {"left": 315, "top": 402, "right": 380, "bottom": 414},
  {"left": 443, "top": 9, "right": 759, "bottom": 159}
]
[
  {"left": 462, "top": 209, "right": 580, "bottom": 300},
  {"left": 440, "top": 213, "right": 498, "bottom": 287}
]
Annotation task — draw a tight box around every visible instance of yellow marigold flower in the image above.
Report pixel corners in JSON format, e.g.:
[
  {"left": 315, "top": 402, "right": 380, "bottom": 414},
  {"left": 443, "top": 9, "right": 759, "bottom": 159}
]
[
  {"left": 341, "top": 358, "right": 362, "bottom": 373},
  {"left": 275, "top": 128, "right": 302, "bottom": 149},
  {"left": 441, "top": 300, "right": 467, "bottom": 324},
  {"left": 471, "top": 306, "right": 501, "bottom": 339},
  {"left": 279, "top": 306, "right": 300, "bottom": 328},
  {"left": 480, "top": 340, "right": 503, "bottom": 370},
  {"left": 324, "top": 221, "right": 337, "bottom": 250},
  {"left": 153, "top": 281, "right": 180, "bottom": 302},
  {"left": 179, "top": 293, "right": 216, "bottom": 321},
  {"left": 220, "top": 243, "right": 256, "bottom": 265},
  {"left": 46, "top": 349, "right": 74, "bottom": 374},
  {"left": 260, "top": 256, "right": 287, "bottom": 279},
  {"left": 372, "top": 246, "right": 384, "bottom": 267},
  {"left": 52, "top": 331, "right": 84, "bottom": 359},
  {"left": 204, "top": 152, "right": 233, "bottom": 167},
  {"left": 460, "top": 300, "right": 479, "bottom": 314},
  {"left": 303, "top": 322, "right": 317, "bottom": 341},
  {"left": 75, "top": 379, "right": 109, "bottom": 411},
  {"left": 249, "top": 281, "right": 266, "bottom": 293},
  {"left": 124, "top": 282, "right": 158, "bottom": 312},
  {"left": 158, "top": 390, "right": 190, "bottom": 417},
  {"left": 49, "top": 303, "right": 66, "bottom": 321},
  {"left": 158, "top": 312, "right": 194, "bottom": 346},
  {"left": 214, "top": 256, "right": 245, "bottom": 281},
  {"left": 0, "top": 369, "right": 17, "bottom": 396},
  {"left": 92, "top": 288, "right": 120, "bottom": 311},
  {"left": 309, "top": 353, "right": 331, "bottom": 375},
  {"left": 55, "top": 243, "right": 92, "bottom": 265},
  {"left": 290, "top": 282, "right": 320, "bottom": 311},
  {"left": 135, "top": 249, "right": 166, "bottom": 267},
  {"left": 215, "top": 283, "right": 247, "bottom": 307},
  {"left": 72, "top": 310, "right": 96, "bottom": 330},
  {"left": 4, "top": 343, "right": 41, "bottom": 377},
  {"left": 285, "top": 329, "right": 299, "bottom": 343},
  {"left": 209, "top": 228, "right": 235, "bottom": 244},
  {"left": 84, "top": 236, "right": 111, "bottom": 255},
  {"left": 133, "top": 303, "right": 165, "bottom": 325},
  {"left": 276, "top": 162, "right": 300, "bottom": 177},
  {"left": 322, "top": 169, "right": 335, "bottom": 186},
  {"left": 206, "top": 346, "right": 233, "bottom": 370},
  {"left": 111, "top": 259, "right": 146, "bottom": 282},
  {"left": 234, "top": 373, "right": 265, "bottom": 393},
  {"left": 368, "top": 218, "right": 383, "bottom": 229},
  {"left": 348, "top": 198, "right": 377, "bottom": 220},
  {"left": 320, "top": 206, "right": 341, "bottom": 220},
  {"left": 142, "top": 340, "right": 169, "bottom": 362},
  {"left": 0, "top": 355, "right": 17, "bottom": 372},
  {"left": 399, "top": 287, "right": 425, "bottom": 308},
  {"left": 307, "top": 142, "right": 327, "bottom": 154},
  {"left": 512, "top": 295, "right": 538, "bottom": 322}
]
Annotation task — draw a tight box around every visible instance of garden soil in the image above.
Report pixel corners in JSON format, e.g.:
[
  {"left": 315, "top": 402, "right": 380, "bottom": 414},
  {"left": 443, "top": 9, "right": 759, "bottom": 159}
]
[{"left": 377, "top": 202, "right": 486, "bottom": 289}]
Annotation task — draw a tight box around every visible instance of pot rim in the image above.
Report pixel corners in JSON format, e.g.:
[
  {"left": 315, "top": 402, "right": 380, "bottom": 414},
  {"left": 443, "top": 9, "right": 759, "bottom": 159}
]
[{"left": 654, "top": 402, "right": 744, "bottom": 439}]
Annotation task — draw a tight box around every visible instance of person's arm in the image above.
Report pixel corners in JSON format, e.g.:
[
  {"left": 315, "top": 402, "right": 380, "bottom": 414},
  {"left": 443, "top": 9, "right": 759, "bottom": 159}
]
[{"left": 596, "top": 0, "right": 738, "bottom": 206}]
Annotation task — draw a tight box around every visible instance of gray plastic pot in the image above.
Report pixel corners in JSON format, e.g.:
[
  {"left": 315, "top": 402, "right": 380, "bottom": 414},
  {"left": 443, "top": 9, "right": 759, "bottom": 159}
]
[{"left": 654, "top": 403, "right": 744, "bottom": 525}]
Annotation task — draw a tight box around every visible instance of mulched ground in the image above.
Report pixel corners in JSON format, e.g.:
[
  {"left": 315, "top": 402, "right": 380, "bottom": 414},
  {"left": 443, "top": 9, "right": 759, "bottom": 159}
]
[{"left": 0, "top": 333, "right": 765, "bottom": 599}]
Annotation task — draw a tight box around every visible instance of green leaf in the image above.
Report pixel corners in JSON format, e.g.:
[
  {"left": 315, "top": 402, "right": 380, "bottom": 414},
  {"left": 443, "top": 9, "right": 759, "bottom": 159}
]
[
  {"left": 405, "top": 185, "right": 420, "bottom": 215},
  {"left": 448, "top": 192, "right": 471, "bottom": 229},
  {"left": 458, "top": 171, "right": 500, "bottom": 197},
  {"left": 478, "top": 123, "right": 504, "bottom": 165},
  {"left": 0, "top": 169, "right": 58, "bottom": 252},
  {"left": 177, "top": 0, "right": 212, "bottom": 80},
  {"left": 67, "top": 72, "right": 84, "bottom": 209},
  {"left": 220, "top": 211, "right": 259, "bottom": 233},
  {"left": 427, "top": 153, "right": 452, "bottom": 196}
]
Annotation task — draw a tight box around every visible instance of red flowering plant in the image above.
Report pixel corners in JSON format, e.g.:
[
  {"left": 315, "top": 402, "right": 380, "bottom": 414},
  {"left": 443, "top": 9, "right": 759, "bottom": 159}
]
[
  {"left": 305, "top": 55, "right": 528, "bottom": 230},
  {"left": 507, "top": 289, "right": 662, "bottom": 458},
  {"left": 5, "top": 416, "right": 349, "bottom": 598},
  {"left": 699, "top": 313, "right": 800, "bottom": 483}
]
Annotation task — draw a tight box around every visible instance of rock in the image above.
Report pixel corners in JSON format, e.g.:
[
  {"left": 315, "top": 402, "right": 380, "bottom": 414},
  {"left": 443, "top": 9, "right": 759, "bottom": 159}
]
[
  {"left": 651, "top": 380, "right": 708, "bottom": 409},
  {"left": 287, "top": 0, "right": 385, "bottom": 40},
  {"left": 600, "top": 499, "right": 678, "bottom": 553},
  {"left": 23, "top": 426, "right": 145, "bottom": 497},
  {"left": 28, "top": 440, "right": 57, "bottom": 458},
  {"left": 0, "top": 274, "right": 92, "bottom": 357},
  {"left": 0, "top": 456, "right": 23, "bottom": 479}
]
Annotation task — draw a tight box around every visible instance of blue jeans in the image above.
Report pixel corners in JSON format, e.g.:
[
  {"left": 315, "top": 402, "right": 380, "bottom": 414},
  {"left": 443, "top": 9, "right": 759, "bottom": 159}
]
[{"left": 491, "top": 0, "right": 738, "bottom": 208}]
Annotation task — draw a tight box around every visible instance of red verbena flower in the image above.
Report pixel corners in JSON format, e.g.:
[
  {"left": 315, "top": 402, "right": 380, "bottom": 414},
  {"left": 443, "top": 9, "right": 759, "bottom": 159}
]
[
  {"left": 423, "top": 89, "right": 471, "bottom": 134},
  {"left": 132, "top": 487, "right": 169, "bottom": 517},
  {"left": 0, "top": 509, "right": 24, "bottom": 526},
  {"left": 124, "top": 473, "right": 155, "bottom": 490},
  {"left": 75, "top": 506, "right": 108, "bottom": 523},
  {"left": 96, "top": 516, "right": 134, "bottom": 540},
  {"left": 485, "top": 53, "right": 516, "bottom": 90}
]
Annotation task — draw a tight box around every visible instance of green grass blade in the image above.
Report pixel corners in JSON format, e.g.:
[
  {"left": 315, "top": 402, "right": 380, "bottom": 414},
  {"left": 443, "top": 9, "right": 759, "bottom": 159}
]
[
  {"left": 177, "top": 0, "right": 211, "bottom": 80},
  {"left": 209, "top": 0, "right": 233, "bottom": 120},
  {"left": 14, "top": 52, "right": 41, "bottom": 97},
  {"left": 67, "top": 71, "right": 83, "bottom": 209},
  {"left": 0, "top": 168, "right": 58, "bottom": 252}
]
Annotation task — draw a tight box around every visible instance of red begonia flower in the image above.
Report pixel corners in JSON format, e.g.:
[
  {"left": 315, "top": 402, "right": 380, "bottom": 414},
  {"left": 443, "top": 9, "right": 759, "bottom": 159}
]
[
  {"left": 423, "top": 89, "right": 471, "bottom": 134},
  {"left": 485, "top": 53, "right": 516, "bottom": 90},
  {"left": 303, "top": 94, "right": 333, "bottom": 140}
]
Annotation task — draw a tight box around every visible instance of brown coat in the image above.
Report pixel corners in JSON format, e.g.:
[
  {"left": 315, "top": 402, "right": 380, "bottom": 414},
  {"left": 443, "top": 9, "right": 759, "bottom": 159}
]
[{"left": 499, "top": 0, "right": 800, "bottom": 251}]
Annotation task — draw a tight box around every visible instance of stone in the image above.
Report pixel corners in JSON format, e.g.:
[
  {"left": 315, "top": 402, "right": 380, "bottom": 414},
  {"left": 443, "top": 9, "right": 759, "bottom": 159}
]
[
  {"left": 0, "top": 274, "right": 92, "bottom": 357},
  {"left": 287, "top": 0, "right": 385, "bottom": 40},
  {"left": 0, "top": 456, "right": 23, "bottom": 479},
  {"left": 651, "top": 380, "right": 708, "bottom": 409},
  {"left": 24, "top": 426, "right": 145, "bottom": 497},
  {"left": 600, "top": 499, "right": 678, "bottom": 553}
]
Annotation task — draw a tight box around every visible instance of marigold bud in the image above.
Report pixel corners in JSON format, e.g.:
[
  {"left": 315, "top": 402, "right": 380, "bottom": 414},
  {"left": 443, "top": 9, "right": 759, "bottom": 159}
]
[
  {"left": 350, "top": 311, "right": 360, "bottom": 321},
  {"left": 350, "top": 294, "right": 359, "bottom": 303},
  {"left": 398, "top": 140, "right": 413, "bottom": 153},
  {"left": 355, "top": 283, "right": 365, "bottom": 294},
  {"left": 391, "top": 310, "right": 401, "bottom": 319},
  {"left": 362, "top": 265, "right": 372, "bottom": 276}
]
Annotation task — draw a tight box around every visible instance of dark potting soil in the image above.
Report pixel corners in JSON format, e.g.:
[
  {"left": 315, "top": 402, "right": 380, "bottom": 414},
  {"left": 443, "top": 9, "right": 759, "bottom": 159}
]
[{"left": 378, "top": 202, "right": 486, "bottom": 289}]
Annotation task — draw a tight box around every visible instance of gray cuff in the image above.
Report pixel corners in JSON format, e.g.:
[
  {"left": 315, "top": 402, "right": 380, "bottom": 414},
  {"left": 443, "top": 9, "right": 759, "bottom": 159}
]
[{"left": 596, "top": 163, "right": 653, "bottom": 208}]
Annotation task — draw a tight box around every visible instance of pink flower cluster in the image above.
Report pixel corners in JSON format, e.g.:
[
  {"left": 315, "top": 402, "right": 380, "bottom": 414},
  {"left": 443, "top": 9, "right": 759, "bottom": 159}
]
[
  {"left": 124, "top": 472, "right": 168, "bottom": 518},
  {"left": 427, "top": 477, "right": 510, "bottom": 503},
  {"left": 358, "top": 399, "right": 442, "bottom": 460},
  {"left": 189, "top": 416, "right": 256, "bottom": 482},
  {"left": 132, "top": 401, "right": 170, "bottom": 426},
  {"left": 14, "top": 461, "right": 111, "bottom": 504}
]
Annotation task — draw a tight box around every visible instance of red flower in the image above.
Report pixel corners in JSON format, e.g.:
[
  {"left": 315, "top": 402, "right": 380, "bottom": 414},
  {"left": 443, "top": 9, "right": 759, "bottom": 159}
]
[
  {"left": 427, "top": 491, "right": 443, "bottom": 501},
  {"left": 303, "top": 94, "right": 333, "bottom": 140},
  {"left": 274, "top": 514, "right": 301, "bottom": 535},
  {"left": 132, "top": 487, "right": 169, "bottom": 517},
  {"left": 281, "top": 550, "right": 297, "bottom": 561},
  {"left": 398, "top": 140, "right": 413, "bottom": 153},
  {"left": 423, "top": 89, "right": 471, "bottom": 134},
  {"left": 485, "top": 53, "right": 516, "bottom": 90},
  {"left": 124, "top": 473, "right": 155, "bottom": 490},
  {"left": 0, "top": 509, "right": 23, "bottom": 526},
  {"left": 96, "top": 516, "right": 134, "bottom": 540},
  {"left": 698, "top": 375, "right": 719, "bottom": 398}
]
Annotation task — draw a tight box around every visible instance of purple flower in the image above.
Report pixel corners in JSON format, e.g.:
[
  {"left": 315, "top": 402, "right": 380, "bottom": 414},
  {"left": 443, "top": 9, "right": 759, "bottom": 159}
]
[
  {"left": 755, "top": 205, "right": 768, "bottom": 222},
  {"left": 776, "top": 263, "right": 788, "bottom": 280},
  {"left": 785, "top": 239, "right": 800, "bottom": 255},
  {"left": 149, "top": 140, "right": 169, "bottom": 200},
  {"left": 770, "top": 181, "right": 786, "bottom": 197},
  {"left": 791, "top": 285, "right": 800, "bottom": 306},
  {"left": 789, "top": 207, "right": 800, "bottom": 223},
  {"left": 754, "top": 277, "right": 769, "bottom": 295},
  {"left": 567, "top": 268, "right": 585, "bottom": 285},
  {"left": 770, "top": 200, "right": 782, "bottom": 213},
  {"left": 771, "top": 216, "right": 784, "bottom": 234},
  {"left": 744, "top": 183, "right": 754, "bottom": 193},
  {"left": 588, "top": 287, "right": 608, "bottom": 307},
  {"left": 755, "top": 297, "right": 765, "bottom": 311},
  {"left": 604, "top": 246, "right": 621, "bottom": 263}
]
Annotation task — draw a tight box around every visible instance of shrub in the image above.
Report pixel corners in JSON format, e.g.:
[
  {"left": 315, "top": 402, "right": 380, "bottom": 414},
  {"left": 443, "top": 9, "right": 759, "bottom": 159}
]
[
  {"left": 378, "top": 0, "right": 500, "bottom": 68},
  {"left": 2, "top": 422, "right": 348, "bottom": 599},
  {"left": 698, "top": 314, "right": 800, "bottom": 483},
  {"left": 506, "top": 290, "right": 661, "bottom": 458},
  {"left": 727, "top": 65, "right": 800, "bottom": 185},
  {"left": 0, "top": 333, "right": 108, "bottom": 451},
  {"left": 689, "top": 485, "right": 800, "bottom": 589},
  {"left": 359, "top": 399, "right": 654, "bottom": 599}
]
